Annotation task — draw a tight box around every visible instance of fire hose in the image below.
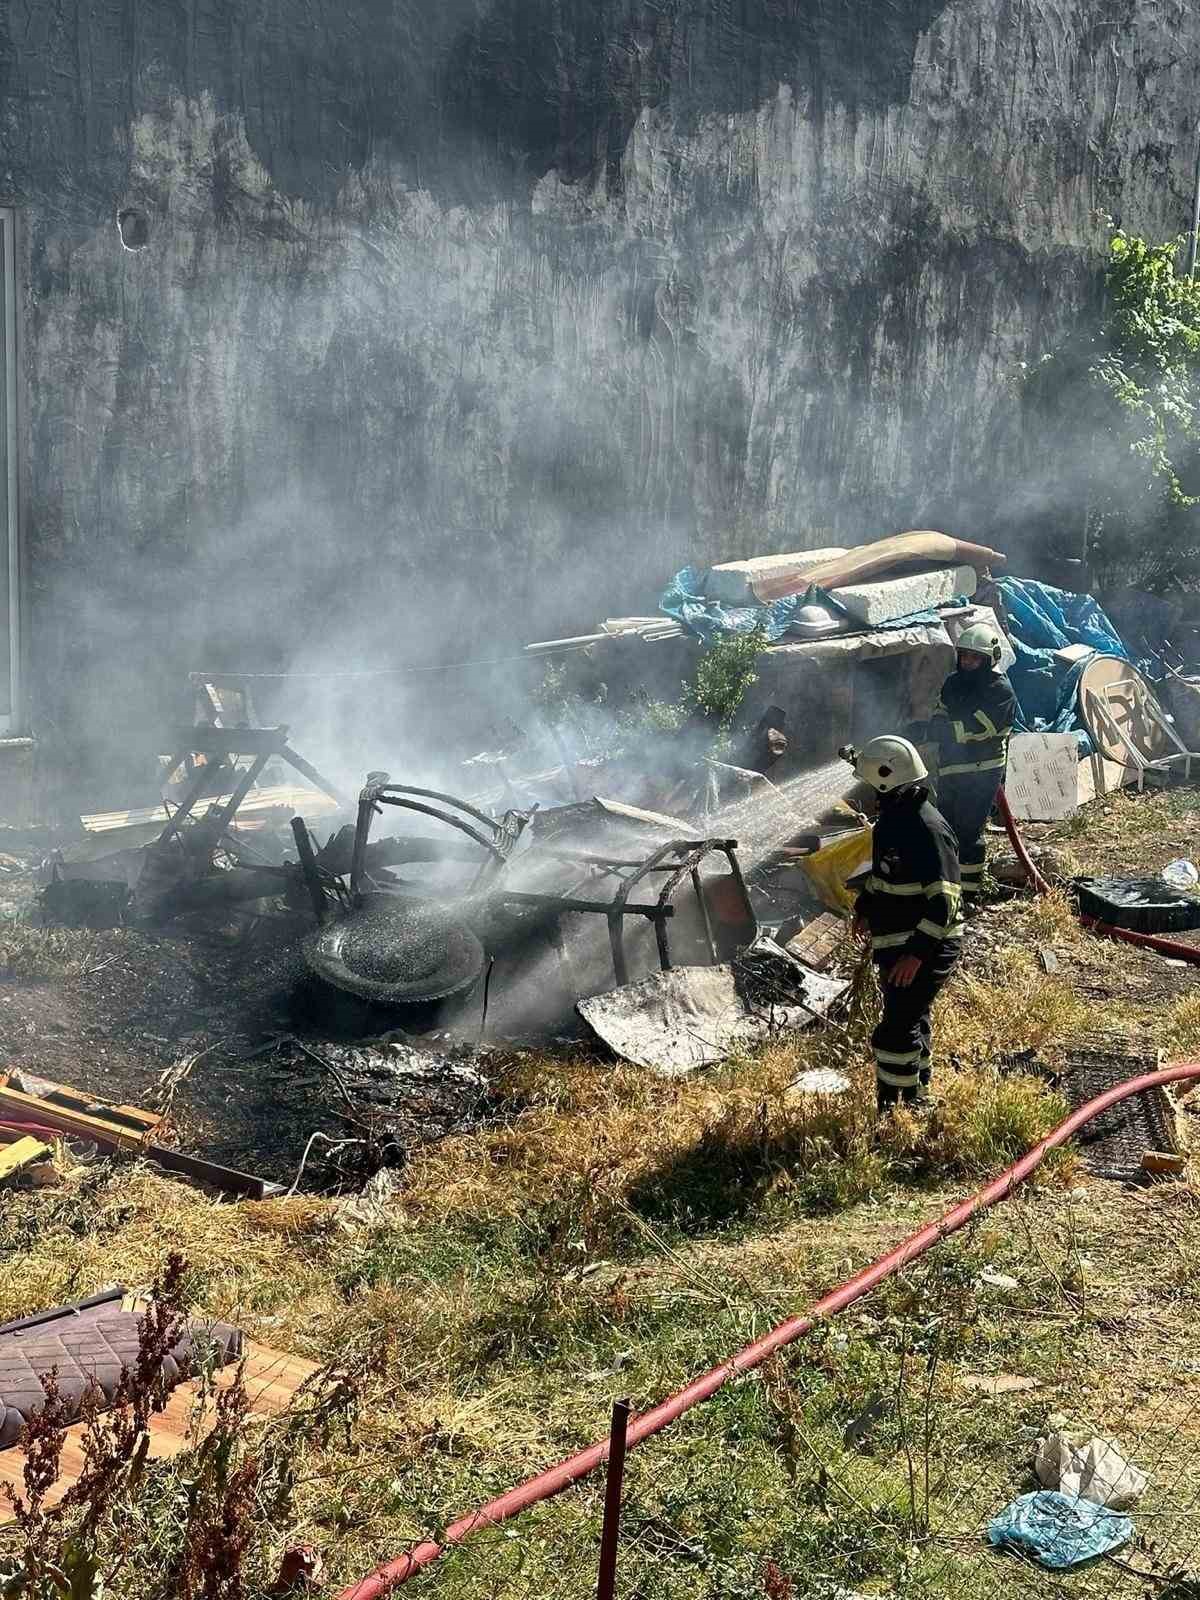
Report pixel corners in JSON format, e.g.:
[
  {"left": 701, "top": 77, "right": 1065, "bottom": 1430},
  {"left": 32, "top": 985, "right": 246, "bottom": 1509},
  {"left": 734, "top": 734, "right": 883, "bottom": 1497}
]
[
  {"left": 994, "top": 785, "right": 1200, "bottom": 967},
  {"left": 337, "top": 1056, "right": 1200, "bottom": 1599},
  {"left": 337, "top": 785, "right": 1200, "bottom": 1597}
]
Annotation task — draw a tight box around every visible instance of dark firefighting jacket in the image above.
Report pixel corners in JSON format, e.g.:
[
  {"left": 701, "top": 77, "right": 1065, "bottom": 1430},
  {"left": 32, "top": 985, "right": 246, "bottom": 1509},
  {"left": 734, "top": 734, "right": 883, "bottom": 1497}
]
[
  {"left": 931, "top": 667, "right": 1017, "bottom": 780},
  {"left": 856, "top": 785, "right": 964, "bottom": 961}
]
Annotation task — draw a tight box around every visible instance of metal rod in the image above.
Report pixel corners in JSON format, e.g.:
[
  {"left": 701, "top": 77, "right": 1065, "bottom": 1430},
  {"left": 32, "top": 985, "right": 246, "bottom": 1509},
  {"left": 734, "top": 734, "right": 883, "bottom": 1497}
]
[
  {"left": 492, "top": 890, "right": 674, "bottom": 919},
  {"left": 596, "top": 1399, "right": 632, "bottom": 1600},
  {"left": 654, "top": 913, "right": 673, "bottom": 971},
  {"left": 156, "top": 756, "right": 231, "bottom": 848},
  {"left": 291, "top": 816, "right": 328, "bottom": 923},
  {"left": 608, "top": 911, "right": 629, "bottom": 987},
  {"left": 349, "top": 791, "right": 376, "bottom": 898},
  {"left": 375, "top": 784, "right": 501, "bottom": 834}
]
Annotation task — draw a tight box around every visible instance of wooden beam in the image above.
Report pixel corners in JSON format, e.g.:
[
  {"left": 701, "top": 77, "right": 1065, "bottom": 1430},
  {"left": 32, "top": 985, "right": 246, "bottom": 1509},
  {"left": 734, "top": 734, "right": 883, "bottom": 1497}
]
[
  {"left": 0, "top": 1085, "right": 155, "bottom": 1152},
  {"left": 0, "top": 1137, "right": 52, "bottom": 1182}
]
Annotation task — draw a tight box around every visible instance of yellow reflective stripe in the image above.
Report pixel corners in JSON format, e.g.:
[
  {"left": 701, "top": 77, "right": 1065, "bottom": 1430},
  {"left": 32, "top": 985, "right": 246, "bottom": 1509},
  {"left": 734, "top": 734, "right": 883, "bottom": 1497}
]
[
  {"left": 960, "top": 863, "right": 985, "bottom": 879},
  {"left": 917, "top": 918, "right": 964, "bottom": 940},
  {"left": 924, "top": 879, "right": 960, "bottom": 899},
  {"left": 871, "top": 931, "right": 911, "bottom": 950},
  {"left": 973, "top": 709, "right": 999, "bottom": 737},
  {"left": 876, "top": 1046, "right": 923, "bottom": 1067},
  {"left": 939, "top": 756, "right": 1007, "bottom": 776},
  {"left": 877, "top": 1068, "right": 922, "bottom": 1088},
  {"left": 868, "top": 878, "right": 925, "bottom": 897}
]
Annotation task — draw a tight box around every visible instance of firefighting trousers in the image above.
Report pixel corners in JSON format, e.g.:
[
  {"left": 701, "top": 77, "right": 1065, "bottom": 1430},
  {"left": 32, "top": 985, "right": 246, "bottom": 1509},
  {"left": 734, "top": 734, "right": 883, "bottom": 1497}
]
[
  {"left": 935, "top": 770, "right": 1003, "bottom": 900},
  {"left": 872, "top": 943, "right": 960, "bottom": 1109}
]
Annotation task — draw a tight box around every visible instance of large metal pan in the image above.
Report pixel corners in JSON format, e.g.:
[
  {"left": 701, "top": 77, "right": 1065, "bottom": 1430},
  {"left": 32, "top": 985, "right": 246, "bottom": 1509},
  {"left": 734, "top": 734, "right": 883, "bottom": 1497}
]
[{"left": 302, "top": 892, "right": 486, "bottom": 1007}]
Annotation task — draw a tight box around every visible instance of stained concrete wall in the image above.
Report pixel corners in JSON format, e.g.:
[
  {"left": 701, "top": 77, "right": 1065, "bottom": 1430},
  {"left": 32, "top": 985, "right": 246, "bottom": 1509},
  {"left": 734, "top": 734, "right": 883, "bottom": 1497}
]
[{"left": 0, "top": 0, "right": 1197, "bottom": 799}]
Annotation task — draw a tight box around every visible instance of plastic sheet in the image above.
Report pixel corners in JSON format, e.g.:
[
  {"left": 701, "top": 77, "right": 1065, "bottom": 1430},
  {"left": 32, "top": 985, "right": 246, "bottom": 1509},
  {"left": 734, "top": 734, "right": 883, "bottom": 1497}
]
[
  {"left": 800, "top": 828, "right": 873, "bottom": 913},
  {"left": 987, "top": 1490, "right": 1133, "bottom": 1569},
  {"left": 659, "top": 568, "right": 969, "bottom": 646},
  {"left": 995, "top": 577, "right": 1133, "bottom": 746}
]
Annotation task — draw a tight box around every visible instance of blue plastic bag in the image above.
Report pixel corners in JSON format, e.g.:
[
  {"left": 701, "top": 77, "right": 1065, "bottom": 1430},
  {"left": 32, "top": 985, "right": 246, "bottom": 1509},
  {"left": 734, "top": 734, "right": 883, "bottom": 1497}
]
[{"left": 988, "top": 1490, "right": 1133, "bottom": 1569}]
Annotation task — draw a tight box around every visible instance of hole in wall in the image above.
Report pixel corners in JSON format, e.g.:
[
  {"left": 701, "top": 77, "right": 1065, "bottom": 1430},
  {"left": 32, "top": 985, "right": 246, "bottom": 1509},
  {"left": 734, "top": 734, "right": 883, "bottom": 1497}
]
[{"left": 117, "top": 208, "right": 150, "bottom": 251}]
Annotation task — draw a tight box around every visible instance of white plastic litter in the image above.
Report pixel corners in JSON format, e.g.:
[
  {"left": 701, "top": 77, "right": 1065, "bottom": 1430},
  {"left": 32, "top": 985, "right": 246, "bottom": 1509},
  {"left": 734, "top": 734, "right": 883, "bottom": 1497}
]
[
  {"left": 977, "top": 1269, "right": 1019, "bottom": 1292},
  {"left": 786, "top": 1068, "right": 852, "bottom": 1099},
  {"left": 1034, "top": 1431, "right": 1148, "bottom": 1511},
  {"left": 1162, "top": 859, "right": 1199, "bottom": 889}
]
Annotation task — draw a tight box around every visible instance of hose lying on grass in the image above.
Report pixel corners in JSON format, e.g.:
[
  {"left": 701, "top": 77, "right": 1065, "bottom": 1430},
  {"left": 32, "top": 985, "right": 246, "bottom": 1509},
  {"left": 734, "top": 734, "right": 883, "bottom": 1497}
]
[
  {"left": 336, "top": 1057, "right": 1200, "bottom": 1599},
  {"left": 994, "top": 785, "right": 1200, "bottom": 968}
]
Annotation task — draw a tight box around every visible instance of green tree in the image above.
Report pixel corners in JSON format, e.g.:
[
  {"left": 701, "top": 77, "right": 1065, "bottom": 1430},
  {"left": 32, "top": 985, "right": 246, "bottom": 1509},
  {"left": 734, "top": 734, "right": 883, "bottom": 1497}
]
[{"left": 1023, "top": 227, "right": 1200, "bottom": 590}]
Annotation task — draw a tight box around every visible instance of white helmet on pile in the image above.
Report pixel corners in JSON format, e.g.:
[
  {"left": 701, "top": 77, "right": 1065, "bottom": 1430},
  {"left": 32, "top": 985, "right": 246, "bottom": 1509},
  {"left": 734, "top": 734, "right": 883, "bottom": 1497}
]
[
  {"left": 956, "top": 622, "right": 1003, "bottom": 665},
  {"left": 854, "top": 736, "right": 928, "bottom": 794}
]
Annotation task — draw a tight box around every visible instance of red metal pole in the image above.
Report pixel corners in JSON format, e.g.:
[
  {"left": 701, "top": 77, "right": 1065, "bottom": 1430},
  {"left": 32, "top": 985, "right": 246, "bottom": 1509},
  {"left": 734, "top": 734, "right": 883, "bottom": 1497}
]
[{"left": 596, "top": 1399, "right": 631, "bottom": 1600}]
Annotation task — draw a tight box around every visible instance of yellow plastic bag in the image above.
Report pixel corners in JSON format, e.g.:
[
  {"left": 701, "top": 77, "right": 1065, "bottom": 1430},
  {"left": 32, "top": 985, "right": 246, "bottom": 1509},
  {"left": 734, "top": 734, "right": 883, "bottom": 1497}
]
[{"left": 800, "top": 826, "right": 873, "bottom": 914}]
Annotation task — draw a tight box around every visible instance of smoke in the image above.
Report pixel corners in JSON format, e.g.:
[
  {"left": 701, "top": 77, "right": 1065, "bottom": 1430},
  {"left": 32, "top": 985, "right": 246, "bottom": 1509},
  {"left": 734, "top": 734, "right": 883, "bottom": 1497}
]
[{"left": 29, "top": 0, "right": 1200, "bottom": 823}]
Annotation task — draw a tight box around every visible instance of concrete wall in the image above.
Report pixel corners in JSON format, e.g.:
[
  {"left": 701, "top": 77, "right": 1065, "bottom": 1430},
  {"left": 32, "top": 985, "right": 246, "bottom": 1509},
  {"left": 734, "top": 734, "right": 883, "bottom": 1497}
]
[{"left": 0, "top": 0, "right": 1197, "bottom": 800}]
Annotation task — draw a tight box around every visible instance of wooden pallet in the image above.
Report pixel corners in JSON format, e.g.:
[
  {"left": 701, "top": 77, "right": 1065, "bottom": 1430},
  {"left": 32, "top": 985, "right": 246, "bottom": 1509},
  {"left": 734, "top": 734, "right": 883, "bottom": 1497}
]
[{"left": 0, "top": 1333, "right": 321, "bottom": 1520}]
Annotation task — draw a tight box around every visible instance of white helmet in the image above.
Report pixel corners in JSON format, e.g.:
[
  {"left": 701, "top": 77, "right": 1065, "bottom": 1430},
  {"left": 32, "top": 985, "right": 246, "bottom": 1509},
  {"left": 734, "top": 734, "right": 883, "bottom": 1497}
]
[
  {"left": 853, "top": 736, "right": 927, "bottom": 794},
  {"left": 956, "top": 622, "right": 1003, "bottom": 665}
]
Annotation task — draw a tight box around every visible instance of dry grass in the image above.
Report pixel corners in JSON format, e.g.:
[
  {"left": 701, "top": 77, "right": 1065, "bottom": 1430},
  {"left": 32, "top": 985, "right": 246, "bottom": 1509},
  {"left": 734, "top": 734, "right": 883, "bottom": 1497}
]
[
  {"left": 0, "top": 923, "right": 112, "bottom": 980},
  {"left": 3, "top": 788, "right": 1200, "bottom": 1596}
]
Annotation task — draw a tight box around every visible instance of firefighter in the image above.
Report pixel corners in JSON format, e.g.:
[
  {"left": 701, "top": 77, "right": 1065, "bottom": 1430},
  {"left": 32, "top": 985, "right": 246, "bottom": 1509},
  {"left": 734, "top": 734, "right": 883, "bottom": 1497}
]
[
  {"left": 924, "top": 622, "right": 1017, "bottom": 907},
  {"left": 844, "top": 736, "right": 964, "bottom": 1114}
]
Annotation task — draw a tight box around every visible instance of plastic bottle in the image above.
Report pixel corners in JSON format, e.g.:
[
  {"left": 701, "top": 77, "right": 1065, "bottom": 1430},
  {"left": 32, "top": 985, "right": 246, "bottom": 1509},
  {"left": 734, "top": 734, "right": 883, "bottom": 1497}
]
[{"left": 1162, "top": 859, "right": 1199, "bottom": 889}]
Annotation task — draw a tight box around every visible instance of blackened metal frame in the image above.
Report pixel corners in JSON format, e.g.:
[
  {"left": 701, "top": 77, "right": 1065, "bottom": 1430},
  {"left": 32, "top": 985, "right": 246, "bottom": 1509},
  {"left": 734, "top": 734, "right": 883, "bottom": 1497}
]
[{"left": 491, "top": 836, "right": 754, "bottom": 986}]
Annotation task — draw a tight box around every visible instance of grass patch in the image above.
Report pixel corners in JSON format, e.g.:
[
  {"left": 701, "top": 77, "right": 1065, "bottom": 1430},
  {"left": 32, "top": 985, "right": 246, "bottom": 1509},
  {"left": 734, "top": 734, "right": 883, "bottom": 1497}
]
[
  {"left": 0, "top": 922, "right": 108, "bottom": 980},
  {"left": 3, "top": 787, "right": 1200, "bottom": 1596}
]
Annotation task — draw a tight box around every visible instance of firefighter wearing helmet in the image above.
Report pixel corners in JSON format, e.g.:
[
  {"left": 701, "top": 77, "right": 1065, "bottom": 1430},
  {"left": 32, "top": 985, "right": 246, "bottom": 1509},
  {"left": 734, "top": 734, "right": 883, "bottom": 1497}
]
[
  {"left": 842, "top": 737, "right": 964, "bottom": 1114},
  {"left": 919, "top": 621, "right": 1017, "bottom": 906}
]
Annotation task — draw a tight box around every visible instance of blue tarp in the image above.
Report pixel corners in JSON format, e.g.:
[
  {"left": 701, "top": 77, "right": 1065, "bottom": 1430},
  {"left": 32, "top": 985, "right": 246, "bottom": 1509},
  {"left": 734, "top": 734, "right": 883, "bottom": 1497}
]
[
  {"left": 988, "top": 1491, "right": 1132, "bottom": 1570},
  {"left": 994, "top": 577, "right": 1136, "bottom": 749},
  {"left": 658, "top": 566, "right": 968, "bottom": 646},
  {"left": 659, "top": 567, "right": 1144, "bottom": 756}
]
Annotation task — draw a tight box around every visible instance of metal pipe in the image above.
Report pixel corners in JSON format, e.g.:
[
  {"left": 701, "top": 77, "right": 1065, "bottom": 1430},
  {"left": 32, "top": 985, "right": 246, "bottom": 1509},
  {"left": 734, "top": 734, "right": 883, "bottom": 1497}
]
[
  {"left": 493, "top": 891, "right": 674, "bottom": 919},
  {"left": 596, "top": 1400, "right": 631, "bottom": 1600},
  {"left": 335, "top": 1057, "right": 1200, "bottom": 1600}
]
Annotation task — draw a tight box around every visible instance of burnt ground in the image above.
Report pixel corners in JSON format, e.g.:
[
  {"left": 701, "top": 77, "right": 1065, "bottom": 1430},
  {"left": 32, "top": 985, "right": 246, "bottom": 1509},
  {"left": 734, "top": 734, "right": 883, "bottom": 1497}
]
[
  {"left": 0, "top": 863, "right": 506, "bottom": 1189},
  {"left": 1, "top": 781, "right": 1197, "bottom": 1193}
]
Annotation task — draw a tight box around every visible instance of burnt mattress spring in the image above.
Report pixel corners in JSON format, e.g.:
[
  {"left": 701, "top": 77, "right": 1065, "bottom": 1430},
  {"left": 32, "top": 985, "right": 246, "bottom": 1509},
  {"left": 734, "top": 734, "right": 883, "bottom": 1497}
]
[{"left": 0, "top": 1290, "right": 242, "bottom": 1449}]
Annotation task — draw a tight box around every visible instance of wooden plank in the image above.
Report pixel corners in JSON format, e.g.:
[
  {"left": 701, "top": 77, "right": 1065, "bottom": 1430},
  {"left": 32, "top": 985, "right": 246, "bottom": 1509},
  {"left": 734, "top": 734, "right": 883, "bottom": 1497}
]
[
  {"left": 0, "top": 1137, "right": 51, "bottom": 1182},
  {"left": 39, "top": 1087, "right": 161, "bottom": 1134},
  {"left": 784, "top": 911, "right": 846, "bottom": 973},
  {"left": 0, "top": 1337, "right": 321, "bottom": 1520},
  {"left": 82, "top": 784, "right": 340, "bottom": 836},
  {"left": 0, "top": 1085, "right": 153, "bottom": 1152}
]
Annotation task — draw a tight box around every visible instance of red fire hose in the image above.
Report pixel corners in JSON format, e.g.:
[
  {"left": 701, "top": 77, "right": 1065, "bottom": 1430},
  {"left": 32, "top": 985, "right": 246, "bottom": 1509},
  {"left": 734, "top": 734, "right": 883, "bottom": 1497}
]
[
  {"left": 337, "top": 1059, "right": 1200, "bottom": 1599},
  {"left": 994, "top": 786, "right": 1200, "bottom": 967}
]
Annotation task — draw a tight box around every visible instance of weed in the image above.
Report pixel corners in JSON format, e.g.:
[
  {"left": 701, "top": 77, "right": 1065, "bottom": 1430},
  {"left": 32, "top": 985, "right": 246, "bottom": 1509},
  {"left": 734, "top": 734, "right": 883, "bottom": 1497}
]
[{"left": 684, "top": 629, "right": 768, "bottom": 732}]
